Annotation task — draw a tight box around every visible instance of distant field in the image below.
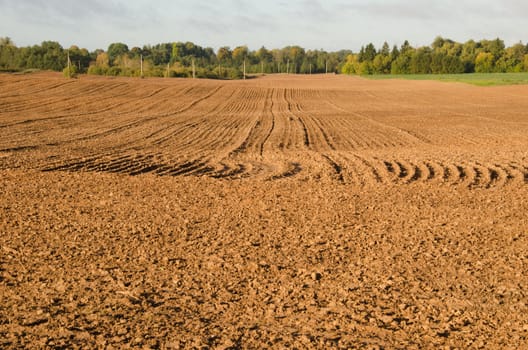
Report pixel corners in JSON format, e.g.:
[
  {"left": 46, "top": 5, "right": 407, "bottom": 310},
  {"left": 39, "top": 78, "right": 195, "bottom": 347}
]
[{"left": 365, "top": 72, "right": 528, "bottom": 86}]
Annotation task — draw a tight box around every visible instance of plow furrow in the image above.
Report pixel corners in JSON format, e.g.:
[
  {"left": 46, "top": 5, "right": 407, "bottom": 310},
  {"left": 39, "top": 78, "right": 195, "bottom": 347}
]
[{"left": 0, "top": 73, "right": 526, "bottom": 189}]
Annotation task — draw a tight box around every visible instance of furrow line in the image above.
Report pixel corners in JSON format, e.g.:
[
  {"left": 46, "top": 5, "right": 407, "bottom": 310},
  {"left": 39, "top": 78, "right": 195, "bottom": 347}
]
[{"left": 322, "top": 154, "right": 345, "bottom": 184}]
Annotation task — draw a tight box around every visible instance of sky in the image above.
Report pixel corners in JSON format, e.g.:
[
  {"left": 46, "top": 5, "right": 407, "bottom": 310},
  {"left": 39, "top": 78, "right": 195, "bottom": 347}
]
[{"left": 0, "top": 0, "right": 526, "bottom": 52}]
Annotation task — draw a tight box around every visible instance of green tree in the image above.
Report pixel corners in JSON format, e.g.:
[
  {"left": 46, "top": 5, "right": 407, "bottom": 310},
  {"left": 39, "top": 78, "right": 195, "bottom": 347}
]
[
  {"left": 358, "top": 61, "right": 374, "bottom": 75},
  {"left": 149, "top": 43, "right": 171, "bottom": 65},
  {"left": 217, "top": 46, "right": 232, "bottom": 63},
  {"left": 67, "top": 45, "right": 91, "bottom": 72},
  {"left": 256, "top": 46, "right": 273, "bottom": 73},
  {"left": 38, "top": 41, "right": 66, "bottom": 70},
  {"left": 432, "top": 36, "right": 446, "bottom": 50},
  {"left": 107, "top": 42, "right": 129, "bottom": 65},
  {"left": 410, "top": 47, "right": 432, "bottom": 74},
  {"left": 232, "top": 46, "right": 248, "bottom": 65},
  {"left": 442, "top": 55, "right": 464, "bottom": 73},
  {"left": 184, "top": 42, "right": 197, "bottom": 56},
  {"left": 0, "top": 37, "right": 17, "bottom": 70},
  {"left": 358, "top": 43, "right": 376, "bottom": 62},
  {"left": 315, "top": 50, "right": 328, "bottom": 73},
  {"left": 287, "top": 46, "right": 305, "bottom": 73},
  {"left": 171, "top": 42, "right": 184, "bottom": 62},
  {"left": 400, "top": 40, "right": 412, "bottom": 54},
  {"left": 391, "top": 46, "right": 413, "bottom": 74},
  {"left": 380, "top": 42, "right": 390, "bottom": 56},
  {"left": 372, "top": 54, "right": 391, "bottom": 74},
  {"left": 390, "top": 45, "right": 400, "bottom": 60},
  {"left": 480, "top": 38, "right": 505, "bottom": 61},
  {"left": 256, "top": 46, "right": 272, "bottom": 62},
  {"left": 495, "top": 43, "right": 525, "bottom": 72},
  {"left": 128, "top": 47, "right": 142, "bottom": 59},
  {"left": 430, "top": 52, "right": 444, "bottom": 73},
  {"left": 460, "top": 40, "right": 478, "bottom": 72}
]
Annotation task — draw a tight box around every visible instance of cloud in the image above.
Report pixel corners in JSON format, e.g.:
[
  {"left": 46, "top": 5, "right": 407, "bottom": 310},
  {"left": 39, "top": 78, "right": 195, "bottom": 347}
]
[
  {"left": 336, "top": 0, "right": 456, "bottom": 20},
  {"left": 293, "top": 0, "right": 334, "bottom": 21},
  {"left": 149, "top": 0, "right": 277, "bottom": 48},
  {"left": 0, "top": 0, "right": 526, "bottom": 51},
  {"left": 338, "top": 0, "right": 528, "bottom": 21},
  {"left": 0, "top": 0, "right": 131, "bottom": 23}
]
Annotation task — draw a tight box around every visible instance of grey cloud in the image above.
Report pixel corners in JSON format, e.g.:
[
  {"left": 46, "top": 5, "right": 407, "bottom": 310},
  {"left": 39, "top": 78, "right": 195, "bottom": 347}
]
[
  {"left": 1, "top": 0, "right": 526, "bottom": 52},
  {"left": 296, "top": 0, "right": 334, "bottom": 21},
  {"left": 464, "top": 0, "right": 528, "bottom": 19},
  {"left": 339, "top": 0, "right": 454, "bottom": 20},
  {"left": 338, "top": 0, "right": 528, "bottom": 20},
  {"left": 0, "top": 0, "right": 131, "bottom": 21}
]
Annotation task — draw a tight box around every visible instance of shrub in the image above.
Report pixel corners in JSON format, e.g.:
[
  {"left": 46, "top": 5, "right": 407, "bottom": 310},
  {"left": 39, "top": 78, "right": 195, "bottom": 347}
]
[
  {"left": 107, "top": 66, "right": 122, "bottom": 76},
  {"left": 87, "top": 65, "right": 107, "bottom": 75},
  {"left": 63, "top": 64, "right": 78, "bottom": 78}
]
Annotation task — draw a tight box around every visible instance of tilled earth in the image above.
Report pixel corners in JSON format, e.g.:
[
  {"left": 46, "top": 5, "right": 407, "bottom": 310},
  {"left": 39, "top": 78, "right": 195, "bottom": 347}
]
[{"left": 1, "top": 73, "right": 528, "bottom": 348}]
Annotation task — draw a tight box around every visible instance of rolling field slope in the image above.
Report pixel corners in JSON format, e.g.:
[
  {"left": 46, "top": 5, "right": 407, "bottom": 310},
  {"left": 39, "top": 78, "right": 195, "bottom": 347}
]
[
  {"left": 1, "top": 73, "right": 527, "bottom": 187},
  {"left": 1, "top": 73, "right": 527, "bottom": 348}
]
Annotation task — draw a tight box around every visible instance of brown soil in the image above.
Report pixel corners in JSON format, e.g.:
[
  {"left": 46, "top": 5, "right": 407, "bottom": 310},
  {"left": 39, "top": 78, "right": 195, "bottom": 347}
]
[{"left": 1, "top": 72, "right": 527, "bottom": 348}]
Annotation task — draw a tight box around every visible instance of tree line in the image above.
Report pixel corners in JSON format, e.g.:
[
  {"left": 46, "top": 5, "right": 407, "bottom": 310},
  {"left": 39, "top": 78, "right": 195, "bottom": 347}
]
[
  {"left": 1, "top": 36, "right": 527, "bottom": 79},
  {"left": 343, "top": 37, "right": 528, "bottom": 75},
  {"left": 0, "top": 37, "right": 349, "bottom": 78}
]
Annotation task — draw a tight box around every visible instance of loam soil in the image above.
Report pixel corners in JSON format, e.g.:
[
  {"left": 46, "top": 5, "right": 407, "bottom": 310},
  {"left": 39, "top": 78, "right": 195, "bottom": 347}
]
[{"left": 1, "top": 72, "right": 527, "bottom": 349}]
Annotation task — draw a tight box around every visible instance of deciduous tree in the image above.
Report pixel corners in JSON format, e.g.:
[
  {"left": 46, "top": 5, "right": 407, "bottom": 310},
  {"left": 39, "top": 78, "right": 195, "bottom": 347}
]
[
  {"left": 107, "top": 42, "right": 129, "bottom": 65},
  {"left": 475, "top": 52, "right": 494, "bottom": 73}
]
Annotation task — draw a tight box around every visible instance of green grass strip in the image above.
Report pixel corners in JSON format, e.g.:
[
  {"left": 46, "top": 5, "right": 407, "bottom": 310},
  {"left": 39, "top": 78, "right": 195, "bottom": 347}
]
[{"left": 363, "top": 73, "right": 528, "bottom": 86}]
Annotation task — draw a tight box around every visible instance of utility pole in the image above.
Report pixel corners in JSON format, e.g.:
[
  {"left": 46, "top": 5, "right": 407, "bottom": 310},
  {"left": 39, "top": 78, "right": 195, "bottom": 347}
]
[
  {"left": 166, "top": 62, "right": 170, "bottom": 78},
  {"left": 140, "top": 54, "right": 144, "bottom": 78},
  {"left": 67, "top": 50, "right": 71, "bottom": 77},
  {"left": 309, "top": 63, "right": 312, "bottom": 75}
]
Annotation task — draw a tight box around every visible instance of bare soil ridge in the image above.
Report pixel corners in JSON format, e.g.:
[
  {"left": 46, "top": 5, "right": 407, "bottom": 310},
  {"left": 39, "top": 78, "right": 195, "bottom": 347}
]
[{"left": 1, "top": 73, "right": 527, "bottom": 187}]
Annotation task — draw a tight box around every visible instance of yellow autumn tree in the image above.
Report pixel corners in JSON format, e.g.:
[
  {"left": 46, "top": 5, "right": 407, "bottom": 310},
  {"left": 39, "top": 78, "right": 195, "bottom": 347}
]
[
  {"left": 341, "top": 54, "right": 360, "bottom": 75},
  {"left": 96, "top": 52, "right": 110, "bottom": 68},
  {"left": 474, "top": 52, "right": 494, "bottom": 73},
  {"left": 87, "top": 52, "right": 110, "bottom": 75}
]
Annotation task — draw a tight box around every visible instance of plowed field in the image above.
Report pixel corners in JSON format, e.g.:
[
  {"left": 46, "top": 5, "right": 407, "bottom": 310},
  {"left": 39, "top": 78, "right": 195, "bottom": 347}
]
[{"left": 1, "top": 72, "right": 527, "bottom": 348}]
